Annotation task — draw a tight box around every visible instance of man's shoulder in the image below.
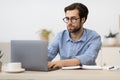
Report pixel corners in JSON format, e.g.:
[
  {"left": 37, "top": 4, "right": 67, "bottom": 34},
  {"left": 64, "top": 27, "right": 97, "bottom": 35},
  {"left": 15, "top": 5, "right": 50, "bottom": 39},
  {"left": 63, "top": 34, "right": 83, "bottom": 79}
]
[
  {"left": 54, "top": 30, "right": 68, "bottom": 39},
  {"left": 84, "top": 28, "right": 99, "bottom": 35},
  {"left": 59, "top": 30, "right": 68, "bottom": 33},
  {"left": 57, "top": 30, "right": 68, "bottom": 35}
]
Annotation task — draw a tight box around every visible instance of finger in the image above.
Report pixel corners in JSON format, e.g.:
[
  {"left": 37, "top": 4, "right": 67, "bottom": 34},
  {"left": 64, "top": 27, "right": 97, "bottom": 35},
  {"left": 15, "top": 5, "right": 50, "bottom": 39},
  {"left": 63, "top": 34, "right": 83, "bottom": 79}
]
[
  {"left": 48, "top": 62, "right": 51, "bottom": 67},
  {"left": 53, "top": 64, "right": 58, "bottom": 68},
  {"left": 52, "top": 63, "right": 61, "bottom": 69},
  {"left": 48, "top": 62, "right": 53, "bottom": 67},
  {"left": 48, "top": 62, "right": 55, "bottom": 68}
]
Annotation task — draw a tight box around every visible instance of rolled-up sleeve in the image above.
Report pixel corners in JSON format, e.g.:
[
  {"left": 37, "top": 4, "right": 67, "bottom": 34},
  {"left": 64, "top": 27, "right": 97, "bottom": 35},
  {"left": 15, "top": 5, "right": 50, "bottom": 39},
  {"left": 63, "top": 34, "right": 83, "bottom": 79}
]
[
  {"left": 48, "top": 34, "right": 60, "bottom": 61},
  {"left": 75, "top": 34, "right": 102, "bottom": 65}
]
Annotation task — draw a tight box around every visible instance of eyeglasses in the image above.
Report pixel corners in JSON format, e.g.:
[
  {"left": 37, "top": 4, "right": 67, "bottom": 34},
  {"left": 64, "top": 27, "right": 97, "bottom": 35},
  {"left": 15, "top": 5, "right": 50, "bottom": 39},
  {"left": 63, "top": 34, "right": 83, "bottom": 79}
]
[{"left": 63, "top": 17, "right": 80, "bottom": 23}]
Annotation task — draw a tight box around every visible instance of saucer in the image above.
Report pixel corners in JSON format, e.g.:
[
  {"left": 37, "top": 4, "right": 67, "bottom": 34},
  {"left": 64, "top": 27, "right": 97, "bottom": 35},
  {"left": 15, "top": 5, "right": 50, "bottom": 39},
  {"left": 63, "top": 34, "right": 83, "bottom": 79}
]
[{"left": 4, "top": 68, "right": 25, "bottom": 73}]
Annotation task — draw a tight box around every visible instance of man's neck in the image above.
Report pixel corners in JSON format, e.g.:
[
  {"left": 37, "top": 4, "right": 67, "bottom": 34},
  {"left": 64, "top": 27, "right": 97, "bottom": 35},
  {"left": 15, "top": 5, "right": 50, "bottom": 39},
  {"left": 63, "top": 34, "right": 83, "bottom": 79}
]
[{"left": 70, "top": 28, "right": 84, "bottom": 42}]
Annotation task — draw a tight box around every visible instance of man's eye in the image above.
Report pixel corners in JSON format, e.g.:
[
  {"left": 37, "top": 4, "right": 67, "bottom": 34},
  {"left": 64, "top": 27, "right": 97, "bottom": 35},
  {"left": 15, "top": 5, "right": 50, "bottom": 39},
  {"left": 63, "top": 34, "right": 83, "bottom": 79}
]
[
  {"left": 71, "top": 18, "right": 76, "bottom": 20},
  {"left": 66, "top": 18, "right": 69, "bottom": 20}
]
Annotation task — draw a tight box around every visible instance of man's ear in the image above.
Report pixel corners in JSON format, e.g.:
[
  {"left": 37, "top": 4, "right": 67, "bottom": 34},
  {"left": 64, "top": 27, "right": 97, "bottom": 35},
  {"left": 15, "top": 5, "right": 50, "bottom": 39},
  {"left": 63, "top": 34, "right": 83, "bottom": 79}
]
[{"left": 81, "top": 17, "right": 85, "bottom": 23}]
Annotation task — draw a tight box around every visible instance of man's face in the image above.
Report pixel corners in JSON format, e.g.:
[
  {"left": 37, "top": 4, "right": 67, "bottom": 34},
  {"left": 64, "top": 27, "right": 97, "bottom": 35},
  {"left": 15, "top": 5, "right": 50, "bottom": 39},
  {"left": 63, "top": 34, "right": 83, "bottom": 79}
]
[{"left": 65, "top": 9, "right": 83, "bottom": 33}]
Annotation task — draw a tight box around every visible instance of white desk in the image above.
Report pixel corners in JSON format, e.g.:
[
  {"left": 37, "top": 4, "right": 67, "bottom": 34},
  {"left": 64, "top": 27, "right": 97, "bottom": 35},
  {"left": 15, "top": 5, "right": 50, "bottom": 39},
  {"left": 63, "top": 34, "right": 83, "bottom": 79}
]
[{"left": 0, "top": 69, "right": 120, "bottom": 80}]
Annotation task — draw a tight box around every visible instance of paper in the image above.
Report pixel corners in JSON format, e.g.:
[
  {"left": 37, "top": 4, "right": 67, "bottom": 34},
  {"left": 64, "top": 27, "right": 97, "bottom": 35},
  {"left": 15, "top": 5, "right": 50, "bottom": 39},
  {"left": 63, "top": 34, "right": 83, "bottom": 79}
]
[
  {"left": 62, "top": 66, "right": 82, "bottom": 70},
  {"left": 62, "top": 65, "right": 102, "bottom": 70},
  {"left": 81, "top": 65, "right": 102, "bottom": 70}
]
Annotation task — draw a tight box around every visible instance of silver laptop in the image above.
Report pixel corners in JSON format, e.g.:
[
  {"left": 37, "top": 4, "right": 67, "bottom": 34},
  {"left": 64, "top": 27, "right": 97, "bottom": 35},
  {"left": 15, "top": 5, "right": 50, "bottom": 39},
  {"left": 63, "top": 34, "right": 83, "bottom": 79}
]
[{"left": 11, "top": 40, "right": 50, "bottom": 71}]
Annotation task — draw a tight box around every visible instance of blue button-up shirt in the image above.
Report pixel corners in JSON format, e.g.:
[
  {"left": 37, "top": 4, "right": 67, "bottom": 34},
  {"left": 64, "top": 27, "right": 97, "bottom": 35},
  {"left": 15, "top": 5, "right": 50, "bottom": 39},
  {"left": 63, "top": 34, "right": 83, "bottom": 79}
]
[{"left": 48, "top": 28, "right": 102, "bottom": 65}]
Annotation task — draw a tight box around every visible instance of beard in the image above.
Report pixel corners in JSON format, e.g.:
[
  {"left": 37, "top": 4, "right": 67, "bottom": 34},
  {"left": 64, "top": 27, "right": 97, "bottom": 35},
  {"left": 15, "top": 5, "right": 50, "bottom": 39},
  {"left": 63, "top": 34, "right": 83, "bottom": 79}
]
[{"left": 67, "top": 23, "right": 82, "bottom": 33}]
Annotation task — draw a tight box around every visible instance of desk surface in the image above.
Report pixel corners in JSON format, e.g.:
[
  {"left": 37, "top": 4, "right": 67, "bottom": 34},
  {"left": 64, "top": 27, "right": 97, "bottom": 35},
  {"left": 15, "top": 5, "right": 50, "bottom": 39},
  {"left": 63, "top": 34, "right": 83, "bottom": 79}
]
[
  {"left": 0, "top": 69, "right": 120, "bottom": 80},
  {"left": 102, "top": 44, "right": 120, "bottom": 47}
]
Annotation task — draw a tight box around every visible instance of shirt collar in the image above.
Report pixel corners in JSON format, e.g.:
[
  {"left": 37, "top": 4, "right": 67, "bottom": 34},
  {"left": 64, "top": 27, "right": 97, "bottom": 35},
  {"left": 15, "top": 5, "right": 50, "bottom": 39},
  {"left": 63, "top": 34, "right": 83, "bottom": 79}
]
[
  {"left": 66, "top": 31, "right": 71, "bottom": 42},
  {"left": 66, "top": 29, "right": 87, "bottom": 42}
]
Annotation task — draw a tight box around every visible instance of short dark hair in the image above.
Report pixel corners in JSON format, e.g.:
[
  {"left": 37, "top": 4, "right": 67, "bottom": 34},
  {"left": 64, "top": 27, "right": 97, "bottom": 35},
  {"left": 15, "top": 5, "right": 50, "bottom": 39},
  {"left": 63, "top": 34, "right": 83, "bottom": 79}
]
[{"left": 64, "top": 3, "right": 89, "bottom": 22}]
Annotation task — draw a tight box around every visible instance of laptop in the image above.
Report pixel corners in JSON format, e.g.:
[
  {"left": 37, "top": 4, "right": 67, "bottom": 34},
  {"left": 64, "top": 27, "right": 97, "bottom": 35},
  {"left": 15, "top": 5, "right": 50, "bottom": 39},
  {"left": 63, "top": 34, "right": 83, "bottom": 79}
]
[{"left": 11, "top": 40, "right": 52, "bottom": 71}]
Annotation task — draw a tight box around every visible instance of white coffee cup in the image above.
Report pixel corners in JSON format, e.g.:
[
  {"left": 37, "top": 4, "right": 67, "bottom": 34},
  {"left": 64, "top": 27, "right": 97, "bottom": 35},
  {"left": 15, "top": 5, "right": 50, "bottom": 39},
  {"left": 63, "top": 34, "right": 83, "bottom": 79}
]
[
  {"left": 3, "top": 62, "right": 25, "bottom": 72},
  {"left": 6, "top": 62, "right": 22, "bottom": 70}
]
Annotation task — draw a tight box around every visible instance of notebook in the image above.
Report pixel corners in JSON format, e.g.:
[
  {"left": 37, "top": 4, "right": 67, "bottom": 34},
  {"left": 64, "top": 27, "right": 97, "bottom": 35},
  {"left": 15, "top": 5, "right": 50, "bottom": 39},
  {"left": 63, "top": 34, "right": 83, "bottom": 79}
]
[
  {"left": 62, "top": 65, "right": 102, "bottom": 70},
  {"left": 11, "top": 40, "right": 55, "bottom": 71}
]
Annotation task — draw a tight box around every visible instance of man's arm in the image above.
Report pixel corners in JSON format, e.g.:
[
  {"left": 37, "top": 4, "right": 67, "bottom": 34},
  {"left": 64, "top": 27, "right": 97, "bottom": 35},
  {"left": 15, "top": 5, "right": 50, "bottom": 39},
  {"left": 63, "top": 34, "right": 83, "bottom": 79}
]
[
  {"left": 48, "top": 34, "right": 101, "bottom": 69},
  {"left": 48, "top": 58, "right": 80, "bottom": 69}
]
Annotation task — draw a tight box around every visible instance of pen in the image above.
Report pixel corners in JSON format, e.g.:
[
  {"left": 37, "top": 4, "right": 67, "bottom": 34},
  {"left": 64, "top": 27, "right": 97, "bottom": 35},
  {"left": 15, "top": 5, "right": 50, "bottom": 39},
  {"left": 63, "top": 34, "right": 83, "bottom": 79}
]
[{"left": 109, "top": 66, "right": 114, "bottom": 69}]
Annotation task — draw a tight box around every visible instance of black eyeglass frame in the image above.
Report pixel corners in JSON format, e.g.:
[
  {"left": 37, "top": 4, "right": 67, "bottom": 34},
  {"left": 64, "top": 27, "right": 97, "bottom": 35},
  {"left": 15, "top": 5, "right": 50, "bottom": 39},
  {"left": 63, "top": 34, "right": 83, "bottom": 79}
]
[{"left": 63, "top": 17, "right": 80, "bottom": 23}]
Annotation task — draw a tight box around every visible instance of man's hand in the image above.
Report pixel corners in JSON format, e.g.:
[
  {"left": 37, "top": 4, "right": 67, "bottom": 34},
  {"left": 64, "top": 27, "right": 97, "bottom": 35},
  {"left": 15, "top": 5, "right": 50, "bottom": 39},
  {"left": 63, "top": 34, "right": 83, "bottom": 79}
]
[
  {"left": 48, "top": 61, "right": 63, "bottom": 69},
  {"left": 48, "top": 58, "right": 80, "bottom": 69}
]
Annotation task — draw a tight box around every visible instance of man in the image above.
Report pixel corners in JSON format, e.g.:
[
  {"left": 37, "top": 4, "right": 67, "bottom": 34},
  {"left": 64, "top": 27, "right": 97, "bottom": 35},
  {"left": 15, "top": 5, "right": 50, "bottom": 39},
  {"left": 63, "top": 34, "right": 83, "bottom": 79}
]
[{"left": 48, "top": 3, "right": 101, "bottom": 69}]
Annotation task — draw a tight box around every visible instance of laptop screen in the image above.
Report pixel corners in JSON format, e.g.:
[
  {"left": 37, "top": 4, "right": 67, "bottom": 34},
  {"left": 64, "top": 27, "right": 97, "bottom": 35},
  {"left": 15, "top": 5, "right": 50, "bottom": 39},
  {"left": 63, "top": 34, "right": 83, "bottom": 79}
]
[{"left": 11, "top": 40, "right": 49, "bottom": 71}]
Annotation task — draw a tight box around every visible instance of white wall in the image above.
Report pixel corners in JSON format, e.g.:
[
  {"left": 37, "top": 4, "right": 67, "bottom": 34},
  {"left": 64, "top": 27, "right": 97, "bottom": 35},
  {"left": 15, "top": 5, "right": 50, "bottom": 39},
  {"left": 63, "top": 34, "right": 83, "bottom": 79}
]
[{"left": 0, "top": 0, "right": 120, "bottom": 42}]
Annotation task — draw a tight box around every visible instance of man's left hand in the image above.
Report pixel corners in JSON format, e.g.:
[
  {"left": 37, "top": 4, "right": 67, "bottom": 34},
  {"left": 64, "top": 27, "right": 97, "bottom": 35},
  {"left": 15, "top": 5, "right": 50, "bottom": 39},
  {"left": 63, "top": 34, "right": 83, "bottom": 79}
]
[{"left": 48, "top": 61, "right": 63, "bottom": 69}]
